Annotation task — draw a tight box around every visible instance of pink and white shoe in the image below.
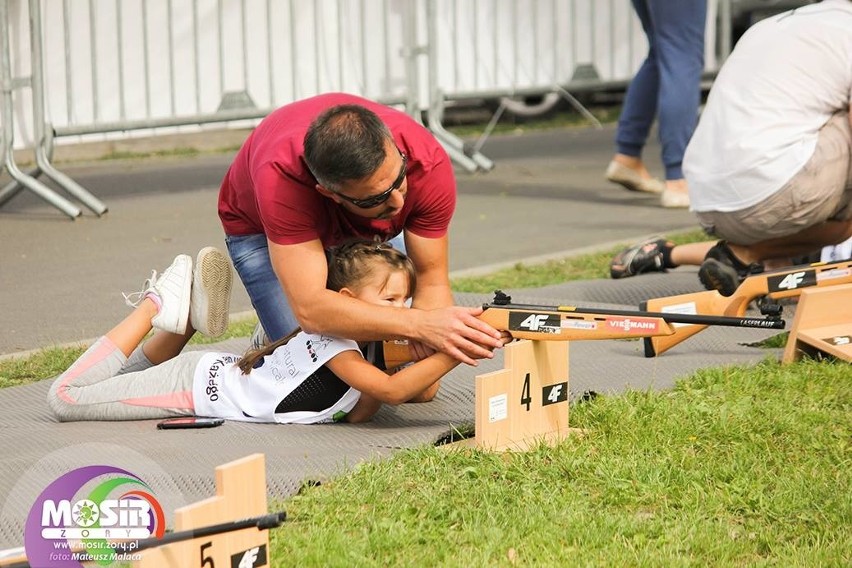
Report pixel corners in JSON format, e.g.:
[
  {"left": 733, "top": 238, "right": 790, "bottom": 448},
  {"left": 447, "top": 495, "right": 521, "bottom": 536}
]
[{"left": 123, "top": 255, "right": 192, "bottom": 334}]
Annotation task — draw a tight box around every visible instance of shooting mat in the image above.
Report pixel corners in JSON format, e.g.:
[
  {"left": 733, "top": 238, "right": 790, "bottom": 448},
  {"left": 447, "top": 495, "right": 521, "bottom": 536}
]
[{"left": 0, "top": 271, "right": 790, "bottom": 548}]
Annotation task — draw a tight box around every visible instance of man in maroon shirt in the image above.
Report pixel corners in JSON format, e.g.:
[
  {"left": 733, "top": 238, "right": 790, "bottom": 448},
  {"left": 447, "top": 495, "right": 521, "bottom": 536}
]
[{"left": 219, "top": 93, "right": 502, "bottom": 399}]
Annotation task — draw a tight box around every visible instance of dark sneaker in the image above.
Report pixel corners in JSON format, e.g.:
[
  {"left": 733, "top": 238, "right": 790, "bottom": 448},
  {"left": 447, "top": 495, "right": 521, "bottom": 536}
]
[
  {"left": 610, "top": 238, "right": 673, "bottom": 279},
  {"left": 698, "top": 241, "right": 764, "bottom": 297},
  {"left": 790, "top": 249, "right": 822, "bottom": 265}
]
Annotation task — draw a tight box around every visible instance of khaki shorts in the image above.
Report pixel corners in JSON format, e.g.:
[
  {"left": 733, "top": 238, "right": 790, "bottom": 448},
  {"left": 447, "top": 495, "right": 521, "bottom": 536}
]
[{"left": 697, "top": 112, "right": 852, "bottom": 245}]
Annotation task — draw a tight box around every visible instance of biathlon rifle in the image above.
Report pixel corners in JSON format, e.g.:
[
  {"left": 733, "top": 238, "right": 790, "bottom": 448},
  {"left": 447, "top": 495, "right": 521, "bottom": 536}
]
[
  {"left": 642, "top": 257, "right": 852, "bottom": 357},
  {"left": 381, "top": 290, "right": 784, "bottom": 368},
  {"left": 2, "top": 512, "right": 289, "bottom": 568}
]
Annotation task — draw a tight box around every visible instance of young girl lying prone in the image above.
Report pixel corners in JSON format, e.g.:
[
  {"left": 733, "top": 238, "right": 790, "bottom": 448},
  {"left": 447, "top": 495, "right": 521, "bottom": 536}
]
[{"left": 49, "top": 240, "right": 509, "bottom": 424}]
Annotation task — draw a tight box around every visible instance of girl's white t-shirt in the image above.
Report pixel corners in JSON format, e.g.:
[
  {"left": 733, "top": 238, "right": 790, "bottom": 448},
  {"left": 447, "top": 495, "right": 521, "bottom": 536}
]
[{"left": 192, "top": 332, "right": 361, "bottom": 424}]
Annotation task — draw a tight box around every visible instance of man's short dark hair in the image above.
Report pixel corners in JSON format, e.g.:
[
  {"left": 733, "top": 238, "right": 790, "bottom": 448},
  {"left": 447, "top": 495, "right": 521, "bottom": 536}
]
[{"left": 304, "top": 104, "right": 394, "bottom": 190}]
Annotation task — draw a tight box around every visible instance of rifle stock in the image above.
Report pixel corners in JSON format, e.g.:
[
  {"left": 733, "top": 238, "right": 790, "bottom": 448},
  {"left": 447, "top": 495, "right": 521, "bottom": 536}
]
[
  {"left": 643, "top": 258, "right": 852, "bottom": 357},
  {"left": 382, "top": 292, "right": 784, "bottom": 368}
]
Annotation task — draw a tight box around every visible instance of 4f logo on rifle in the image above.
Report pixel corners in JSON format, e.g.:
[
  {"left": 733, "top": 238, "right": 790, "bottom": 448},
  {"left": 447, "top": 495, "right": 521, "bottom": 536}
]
[
  {"left": 768, "top": 270, "right": 816, "bottom": 292},
  {"left": 509, "top": 312, "right": 561, "bottom": 334},
  {"left": 520, "top": 373, "right": 568, "bottom": 410},
  {"left": 230, "top": 544, "right": 268, "bottom": 568}
]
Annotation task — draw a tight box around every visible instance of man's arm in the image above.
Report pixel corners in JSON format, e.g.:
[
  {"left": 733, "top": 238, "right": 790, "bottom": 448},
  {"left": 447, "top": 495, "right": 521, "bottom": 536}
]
[
  {"left": 400, "top": 231, "right": 455, "bottom": 400},
  {"left": 402, "top": 230, "right": 454, "bottom": 365},
  {"left": 404, "top": 231, "right": 453, "bottom": 310},
  {"left": 269, "top": 239, "right": 503, "bottom": 365}
]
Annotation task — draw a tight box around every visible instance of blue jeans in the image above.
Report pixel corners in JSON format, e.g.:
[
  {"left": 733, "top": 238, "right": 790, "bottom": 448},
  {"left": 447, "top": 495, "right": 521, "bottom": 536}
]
[
  {"left": 615, "top": 0, "right": 706, "bottom": 180},
  {"left": 225, "top": 233, "right": 406, "bottom": 342}
]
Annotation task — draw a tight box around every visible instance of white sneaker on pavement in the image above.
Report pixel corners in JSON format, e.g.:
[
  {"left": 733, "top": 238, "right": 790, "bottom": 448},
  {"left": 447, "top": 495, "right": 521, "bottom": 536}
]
[
  {"left": 123, "top": 255, "right": 193, "bottom": 334},
  {"left": 190, "top": 247, "right": 233, "bottom": 337}
]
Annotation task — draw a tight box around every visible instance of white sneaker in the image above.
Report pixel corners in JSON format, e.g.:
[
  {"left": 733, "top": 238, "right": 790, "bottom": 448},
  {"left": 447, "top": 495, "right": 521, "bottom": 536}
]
[
  {"left": 249, "top": 322, "right": 270, "bottom": 350},
  {"left": 123, "top": 255, "right": 192, "bottom": 334},
  {"left": 190, "top": 247, "right": 233, "bottom": 337}
]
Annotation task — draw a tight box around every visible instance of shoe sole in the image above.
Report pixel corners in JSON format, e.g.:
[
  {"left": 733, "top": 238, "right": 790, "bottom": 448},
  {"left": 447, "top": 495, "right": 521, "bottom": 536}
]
[
  {"left": 698, "top": 258, "right": 739, "bottom": 297},
  {"left": 660, "top": 190, "right": 690, "bottom": 208},
  {"left": 606, "top": 176, "right": 664, "bottom": 194},
  {"left": 192, "top": 247, "right": 233, "bottom": 337},
  {"left": 605, "top": 164, "right": 665, "bottom": 194}
]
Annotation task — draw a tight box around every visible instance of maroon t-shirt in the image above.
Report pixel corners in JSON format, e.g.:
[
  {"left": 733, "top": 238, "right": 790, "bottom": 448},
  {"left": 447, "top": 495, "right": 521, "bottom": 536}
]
[{"left": 218, "top": 93, "right": 456, "bottom": 247}]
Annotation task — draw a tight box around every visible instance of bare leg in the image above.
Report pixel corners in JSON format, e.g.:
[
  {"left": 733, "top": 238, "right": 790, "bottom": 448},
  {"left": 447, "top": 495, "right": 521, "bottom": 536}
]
[
  {"left": 406, "top": 381, "right": 440, "bottom": 403},
  {"left": 671, "top": 241, "right": 717, "bottom": 267},
  {"left": 664, "top": 178, "right": 689, "bottom": 196},
  {"left": 729, "top": 219, "right": 852, "bottom": 265},
  {"left": 141, "top": 323, "right": 196, "bottom": 365},
  {"left": 105, "top": 299, "right": 158, "bottom": 357},
  {"left": 612, "top": 153, "right": 655, "bottom": 180},
  {"left": 106, "top": 297, "right": 195, "bottom": 363}
]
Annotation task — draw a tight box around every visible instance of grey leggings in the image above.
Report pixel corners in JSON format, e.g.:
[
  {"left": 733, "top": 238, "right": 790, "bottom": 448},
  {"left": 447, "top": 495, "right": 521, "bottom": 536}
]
[{"left": 48, "top": 336, "right": 201, "bottom": 422}]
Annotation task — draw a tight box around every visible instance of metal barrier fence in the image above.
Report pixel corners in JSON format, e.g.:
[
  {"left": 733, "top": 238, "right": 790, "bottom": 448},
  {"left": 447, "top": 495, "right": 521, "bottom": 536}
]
[{"left": 1, "top": 0, "right": 729, "bottom": 219}]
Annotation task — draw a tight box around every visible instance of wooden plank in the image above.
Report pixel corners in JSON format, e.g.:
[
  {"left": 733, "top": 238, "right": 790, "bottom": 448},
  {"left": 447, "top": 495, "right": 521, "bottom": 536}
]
[
  {"left": 794, "top": 324, "right": 852, "bottom": 361},
  {"left": 783, "top": 284, "right": 852, "bottom": 363},
  {"left": 466, "top": 340, "right": 575, "bottom": 451},
  {"left": 135, "top": 453, "right": 270, "bottom": 568}
]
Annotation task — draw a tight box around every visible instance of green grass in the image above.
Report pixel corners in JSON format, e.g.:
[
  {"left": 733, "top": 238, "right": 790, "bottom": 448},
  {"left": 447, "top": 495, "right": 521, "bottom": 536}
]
[
  {"left": 0, "top": 347, "right": 87, "bottom": 389},
  {"left": 270, "top": 359, "right": 850, "bottom": 566},
  {"left": 0, "top": 316, "right": 259, "bottom": 388},
  {"left": 452, "top": 245, "right": 624, "bottom": 293},
  {"left": 452, "top": 229, "right": 709, "bottom": 294},
  {"left": 98, "top": 147, "right": 202, "bottom": 161},
  {"left": 750, "top": 332, "right": 790, "bottom": 350},
  {"left": 446, "top": 105, "right": 621, "bottom": 139},
  {"left": 186, "top": 316, "right": 258, "bottom": 345}
]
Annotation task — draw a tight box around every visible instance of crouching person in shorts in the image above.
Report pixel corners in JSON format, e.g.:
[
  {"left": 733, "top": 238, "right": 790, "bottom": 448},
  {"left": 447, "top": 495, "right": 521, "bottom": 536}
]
[{"left": 609, "top": 1, "right": 852, "bottom": 296}]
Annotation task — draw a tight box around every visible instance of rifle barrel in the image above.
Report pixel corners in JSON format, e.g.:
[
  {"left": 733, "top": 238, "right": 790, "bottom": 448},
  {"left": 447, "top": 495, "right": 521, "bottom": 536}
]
[{"left": 116, "top": 511, "right": 287, "bottom": 553}]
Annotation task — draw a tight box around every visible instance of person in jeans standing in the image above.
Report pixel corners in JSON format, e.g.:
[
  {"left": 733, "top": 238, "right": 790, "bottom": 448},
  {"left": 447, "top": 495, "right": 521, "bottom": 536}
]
[{"left": 605, "top": 0, "right": 707, "bottom": 208}]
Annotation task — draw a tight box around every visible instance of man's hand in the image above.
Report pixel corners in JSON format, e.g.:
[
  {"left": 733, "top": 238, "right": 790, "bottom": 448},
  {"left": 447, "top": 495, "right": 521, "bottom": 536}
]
[{"left": 415, "top": 306, "right": 504, "bottom": 366}]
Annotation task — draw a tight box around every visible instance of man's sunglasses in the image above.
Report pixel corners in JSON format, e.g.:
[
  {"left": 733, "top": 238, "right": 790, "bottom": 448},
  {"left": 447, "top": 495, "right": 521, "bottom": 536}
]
[{"left": 335, "top": 152, "right": 408, "bottom": 209}]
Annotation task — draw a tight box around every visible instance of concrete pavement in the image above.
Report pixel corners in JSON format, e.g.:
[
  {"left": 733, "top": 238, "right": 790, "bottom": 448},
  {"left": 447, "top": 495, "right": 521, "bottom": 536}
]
[{"left": 0, "top": 124, "right": 699, "bottom": 356}]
